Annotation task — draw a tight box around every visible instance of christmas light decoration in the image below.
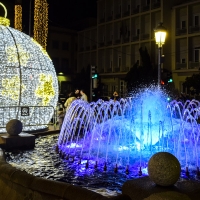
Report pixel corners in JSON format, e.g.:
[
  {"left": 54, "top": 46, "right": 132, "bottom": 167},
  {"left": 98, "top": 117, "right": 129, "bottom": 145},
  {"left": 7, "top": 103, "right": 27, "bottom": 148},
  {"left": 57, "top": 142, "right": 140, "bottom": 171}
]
[
  {"left": 34, "top": 0, "right": 48, "bottom": 50},
  {"left": 0, "top": 3, "right": 58, "bottom": 132},
  {"left": 0, "top": 2, "right": 9, "bottom": 26},
  {"left": 35, "top": 74, "right": 55, "bottom": 106},
  {"left": 14, "top": 5, "right": 22, "bottom": 31}
]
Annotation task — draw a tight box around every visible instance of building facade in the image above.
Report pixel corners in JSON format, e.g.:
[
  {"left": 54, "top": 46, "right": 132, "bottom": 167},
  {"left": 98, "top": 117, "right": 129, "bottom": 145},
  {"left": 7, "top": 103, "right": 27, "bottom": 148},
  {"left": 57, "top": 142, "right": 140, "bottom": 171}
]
[
  {"left": 77, "top": 0, "right": 200, "bottom": 97},
  {"left": 172, "top": 0, "right": 200, "bottom": 92},
  {"left": 47, "top": 26, "right": 78, "bottom": 94}
]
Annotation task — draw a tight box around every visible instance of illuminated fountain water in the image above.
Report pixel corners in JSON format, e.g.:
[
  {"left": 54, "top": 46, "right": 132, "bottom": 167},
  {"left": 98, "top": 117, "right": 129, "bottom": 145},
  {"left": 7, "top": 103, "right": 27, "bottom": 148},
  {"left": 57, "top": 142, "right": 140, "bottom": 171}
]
[{"left": 58, "top": 87, "right": 200, "bottom": 176}]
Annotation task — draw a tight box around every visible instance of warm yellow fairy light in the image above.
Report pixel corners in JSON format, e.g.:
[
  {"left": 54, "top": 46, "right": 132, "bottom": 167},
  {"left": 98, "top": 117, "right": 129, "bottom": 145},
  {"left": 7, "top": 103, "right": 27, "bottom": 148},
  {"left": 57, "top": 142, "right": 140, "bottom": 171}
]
[
  {"left": 14, "top": 5, "right": 22, "bottom": 31},
  {"left": 0, "top": 2, "right": 7, "bottom": 17},
  {"left": 31, "top": 38, "right": 49, "bottom": 58},
  {"left": 1, "top": 76, "right": 26, "bottom": 100},
  {"left": 0, "top": 2, "right": 10, "bottom": 26},
  {"left": 35, "top": 74, "right": 55, "bottom": 106},
  {"left": 33, "top": 0, "right": 48, "bottom": 50},
  {"left": 6, "top": 44, "right": 30, "bottom": 66}
]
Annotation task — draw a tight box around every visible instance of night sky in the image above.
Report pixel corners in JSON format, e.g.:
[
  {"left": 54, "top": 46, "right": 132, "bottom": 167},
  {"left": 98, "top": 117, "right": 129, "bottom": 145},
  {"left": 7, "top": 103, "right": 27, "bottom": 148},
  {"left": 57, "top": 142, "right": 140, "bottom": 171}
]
[{"left": 0, "top": 0, "right": 97, "bottom": 32}]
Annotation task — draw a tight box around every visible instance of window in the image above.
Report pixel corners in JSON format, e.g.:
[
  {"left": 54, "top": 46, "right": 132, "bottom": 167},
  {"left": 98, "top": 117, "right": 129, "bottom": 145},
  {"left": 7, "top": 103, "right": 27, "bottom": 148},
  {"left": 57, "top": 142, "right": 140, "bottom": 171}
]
[
  {"left": 118, "top": 55, "right": 121, "bottom": 68},
  {"left": 52, "top": 57, "right": 59, "bottom": 72},
  {"left": 52, "top": 40, "right": 59, "bottom": 49},
  {"left": 75, "top": 43, "right": 77, "bottom": 51},
  {"left": 120, "top": 80, "right": 127, "bottom": 97},
  {"left": 194, "top": 15, "right": 199, "bottom": 27},
  {"left": 103, "top": 85, "right": 108, "bottom": 96},
  {"left": 52, "top": 57, "right": 59, "bottom": 67},
  {"left": 181, "top": 21, "right": 186, "bottom": 29},
  {"left": 194, "top": 48, "right": 200, "bottom": 62},
  {"left": 181, "top": 58, "right": 186, "bottom": 63},
  {"left": 61, "top": 58, "right": 69, "bottom": 71},
  {"left": 62, "top": 42, "right": 69, "bottom": 51}
]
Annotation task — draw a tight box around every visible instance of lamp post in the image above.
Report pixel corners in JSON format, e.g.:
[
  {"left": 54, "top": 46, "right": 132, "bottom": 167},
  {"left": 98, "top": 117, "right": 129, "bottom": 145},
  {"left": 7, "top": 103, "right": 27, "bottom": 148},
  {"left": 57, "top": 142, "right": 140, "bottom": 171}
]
[{"left": 154, "top": 22, "right": 167, "bottom": 87}]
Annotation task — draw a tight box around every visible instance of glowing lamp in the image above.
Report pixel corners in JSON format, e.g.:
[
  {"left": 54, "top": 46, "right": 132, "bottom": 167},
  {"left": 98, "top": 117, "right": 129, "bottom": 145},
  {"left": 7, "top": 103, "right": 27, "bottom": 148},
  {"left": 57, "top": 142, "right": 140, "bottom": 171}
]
[
  {"left": 0, "top": 3, "right": 58, "bottom": 132},
  {"left": 154, "top": 22, "right": 167, "bottom": 87},
  {"left": 154, "top": 22, "right": 167, "bottom": 48}
]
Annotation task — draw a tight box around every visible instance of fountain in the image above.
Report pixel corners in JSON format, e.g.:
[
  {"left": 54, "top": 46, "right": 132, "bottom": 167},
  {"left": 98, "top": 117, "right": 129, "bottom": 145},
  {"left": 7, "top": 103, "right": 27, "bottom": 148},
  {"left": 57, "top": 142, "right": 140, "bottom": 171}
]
[{"left": 57, "top": 86, "right": 200, "bottom": 177}]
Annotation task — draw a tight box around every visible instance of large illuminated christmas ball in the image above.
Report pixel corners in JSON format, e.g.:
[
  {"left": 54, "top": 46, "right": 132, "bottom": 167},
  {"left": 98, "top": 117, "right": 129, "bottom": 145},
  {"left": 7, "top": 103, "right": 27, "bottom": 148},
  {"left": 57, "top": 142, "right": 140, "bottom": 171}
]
[{"left": 0, "top": 17, "right": 58, "bottom": 132}]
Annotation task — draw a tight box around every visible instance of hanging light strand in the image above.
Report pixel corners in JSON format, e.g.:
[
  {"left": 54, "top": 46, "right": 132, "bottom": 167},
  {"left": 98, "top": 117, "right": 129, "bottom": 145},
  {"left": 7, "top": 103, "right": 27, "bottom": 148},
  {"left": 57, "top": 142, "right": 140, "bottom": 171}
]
[{"left": 33, "top": 0, "right": 48, "bottom": 50}]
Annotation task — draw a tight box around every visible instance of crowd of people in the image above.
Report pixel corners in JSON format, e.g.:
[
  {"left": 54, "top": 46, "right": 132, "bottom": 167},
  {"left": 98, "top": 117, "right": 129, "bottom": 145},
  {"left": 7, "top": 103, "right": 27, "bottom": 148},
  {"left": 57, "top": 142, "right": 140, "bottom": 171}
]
[
  {"left": 57, "top": 89, "right": 122, "bottom": 129},
  {"left": 57, "top": 89, "right": 88, "bottom": 129}
]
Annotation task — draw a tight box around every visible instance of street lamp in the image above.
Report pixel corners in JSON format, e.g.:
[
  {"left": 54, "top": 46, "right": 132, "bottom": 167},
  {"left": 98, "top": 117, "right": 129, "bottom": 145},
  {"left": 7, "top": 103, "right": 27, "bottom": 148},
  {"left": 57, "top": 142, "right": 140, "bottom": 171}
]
[{"left": 154, "top": 22, "right": 167, "bottom": 87}]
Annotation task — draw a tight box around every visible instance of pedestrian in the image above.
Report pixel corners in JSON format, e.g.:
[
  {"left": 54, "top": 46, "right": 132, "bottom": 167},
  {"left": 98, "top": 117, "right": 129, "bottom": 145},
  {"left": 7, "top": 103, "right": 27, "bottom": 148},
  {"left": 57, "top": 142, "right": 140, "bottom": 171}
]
[
  {"left": 64, "top": 91, "right": 77, "bottom": 111},
  {"left": 75, "top": 88, "right": 81, "bottom": 99},
  {"left": 111, "top": 91, "right": 120, "bottom": 102},
  {"left": 57, "top": 108, "right": 65, "bottom": 129},
  {"left": 80, "top": 89, "right": 88, "bottom": 102}
]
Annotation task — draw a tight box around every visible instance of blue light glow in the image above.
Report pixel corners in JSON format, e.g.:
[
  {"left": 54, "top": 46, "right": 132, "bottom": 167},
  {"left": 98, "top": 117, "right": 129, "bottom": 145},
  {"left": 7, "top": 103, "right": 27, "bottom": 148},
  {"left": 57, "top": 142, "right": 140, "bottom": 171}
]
[{"left": 58, "top": 86, "right": 200, "bottom": 173}]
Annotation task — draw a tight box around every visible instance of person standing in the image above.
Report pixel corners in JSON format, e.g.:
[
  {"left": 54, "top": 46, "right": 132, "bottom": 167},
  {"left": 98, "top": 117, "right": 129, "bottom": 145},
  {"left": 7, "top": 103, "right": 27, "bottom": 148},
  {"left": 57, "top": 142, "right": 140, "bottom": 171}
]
[
  {"left": 111, "top": 91, "right": 120, "bottom": 102},
  {"left": 80, "top": 89, "right": 88, "bottom": 102},
  {"left": 75, "top": 88, "right": 81, "bottom": 99},
  {"left": 64, "top": 92, "right": 77, "bottom": 111},
  {"left": 57, "top": 108, "right": 65, "bottom": 129}
]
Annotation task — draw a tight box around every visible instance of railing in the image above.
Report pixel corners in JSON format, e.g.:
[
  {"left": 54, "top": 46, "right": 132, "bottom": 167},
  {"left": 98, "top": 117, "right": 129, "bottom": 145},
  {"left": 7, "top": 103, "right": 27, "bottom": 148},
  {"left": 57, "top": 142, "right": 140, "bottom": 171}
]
[
  {"left": 189, "top": 62, "right": 200, "bottom": 69},
  {"left": 189, "top": 26, "right": 200, "bottom": 34},
  {"left": 115, "top": 13, "right": 121, "bottom": 19},
  {"left": 175, "top": 63, "right": 187, "bottom": 70},
  {"left": 0, "top": 106, "right": 56, "bottom": 131},
  {"left": 132, "top": 7, "right": 140, "bottom": 14},
  {"left": 132, "top": 35, "right": 139, "bottom": 41},
  {"left": 176, "top": 28, "right": 187, "bottom": 35}
]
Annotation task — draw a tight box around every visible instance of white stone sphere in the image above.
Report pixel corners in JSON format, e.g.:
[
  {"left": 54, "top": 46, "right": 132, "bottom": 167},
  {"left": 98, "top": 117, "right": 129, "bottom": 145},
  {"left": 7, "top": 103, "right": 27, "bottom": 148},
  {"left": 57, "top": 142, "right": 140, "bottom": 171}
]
[
  {"left": 6, "top": 119, "right": 22, "bottom": 135},
  {"left": 148, "top": 152, "right": 181, "bottom": 186}
]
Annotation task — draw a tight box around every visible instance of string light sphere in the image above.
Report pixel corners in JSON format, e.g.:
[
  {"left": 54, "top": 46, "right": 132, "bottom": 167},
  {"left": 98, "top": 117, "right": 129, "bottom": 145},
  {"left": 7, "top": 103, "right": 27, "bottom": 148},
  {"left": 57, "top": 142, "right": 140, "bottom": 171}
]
[{"left": 0, "top": 7, "right": 58, "bottom": 132}]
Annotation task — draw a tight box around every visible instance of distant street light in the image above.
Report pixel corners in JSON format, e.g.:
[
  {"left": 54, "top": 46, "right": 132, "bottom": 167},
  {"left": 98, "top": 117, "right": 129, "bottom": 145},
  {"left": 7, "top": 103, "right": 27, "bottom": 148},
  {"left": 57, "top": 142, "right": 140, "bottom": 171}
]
[{"left": 154, "top": 22, "right": 167, "bottom": 87}]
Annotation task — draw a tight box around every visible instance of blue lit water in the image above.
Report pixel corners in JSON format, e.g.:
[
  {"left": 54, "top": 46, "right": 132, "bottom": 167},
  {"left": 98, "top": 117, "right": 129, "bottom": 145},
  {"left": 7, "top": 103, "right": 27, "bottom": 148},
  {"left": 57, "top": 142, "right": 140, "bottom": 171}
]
[{"left": 5, "top": 87, "right": 200, "bottom": 196}]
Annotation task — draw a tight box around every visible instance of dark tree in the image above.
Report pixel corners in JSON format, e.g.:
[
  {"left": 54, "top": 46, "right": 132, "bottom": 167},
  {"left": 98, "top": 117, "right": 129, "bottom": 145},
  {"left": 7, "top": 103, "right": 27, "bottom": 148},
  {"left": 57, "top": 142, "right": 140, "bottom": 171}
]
[
  {"left": 125, "top": 47, "right": 157, "bottom": 93},
  {"left": 183, "top": 73, "right": 200, "bottom": 95},
  {"left": 72, "top": 65, "right": 91, "bottom": 97}
]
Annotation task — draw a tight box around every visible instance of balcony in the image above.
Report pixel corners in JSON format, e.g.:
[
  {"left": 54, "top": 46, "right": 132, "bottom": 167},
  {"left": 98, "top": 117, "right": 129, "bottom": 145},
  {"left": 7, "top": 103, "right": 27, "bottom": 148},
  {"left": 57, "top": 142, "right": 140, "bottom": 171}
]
[
  {"left": 152, "top": 2, "right": 161, "bottom": 9},
  {"left": 132, "top": 6, "right": 140, "bottom": 14},
  {"left": 99, "top": 18, "right": 105, "bottom": 23},
  {"left": 92, "top": 45, "right": 97, "bottom": 50},
  {"left": 114, "top": 67, "right": 120, "bottom": 72},
  {"left": 106, "top": 40, "right": 113, "bottom": 46},
  {"left": 80, "top": 47, "right": 84, "bottom": 52},
  {"left": 107, "top": 16, "right": 113, "bottom": 21},
  {"left": 175, "top": 63, "right": 187, "bottom": 70},
  {"left": 86, "top": 46, "right": 90, "bottom": 51},
  {"left": 188, "top": 62, "right": 200, "bottom": 69},
  {"left": 142, "top": 5, "right": 150, "bottom": 12},
  {"left": 99, "top": 42, "right": 105, "bottom": 47},
  {"left": 123, "top": 10, "right": 130, "bottom": 17},
  {"left": 114, "top": 39, "right": 121, "bottom": 44},
  {"left": 100, "top": 68, "right": 104, "bottom": 73},
  {"left": 115, "top": 13, "right": 121, "bottom": 19},
  {"left": 106, "top": 68, "right": 113, "bottom": 72},
  {"left": 132, "top": 35, "right": 139, "bottom": 41},
  {"left": 176, "top": 28, "right": 187, "bottom": 36},
  {"left": 189, "top": 26, "right": 200, "bottom": 34},
  {"left": 123, "top": 37, "right": 130, "bottom": 43},
  {"left": 141, "top": 33, "right": 150, "bottom": 40}
]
